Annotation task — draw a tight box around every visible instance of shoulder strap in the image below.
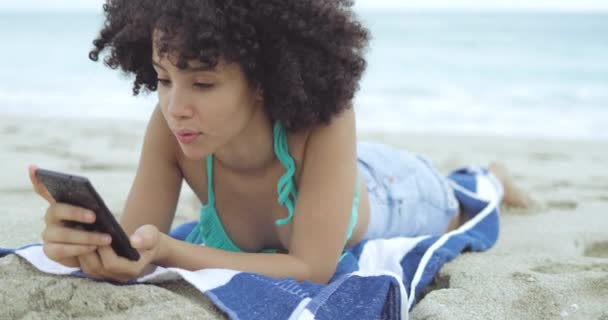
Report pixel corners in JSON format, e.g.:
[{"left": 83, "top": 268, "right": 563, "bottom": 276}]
[
  {"left": 273, "top": 121, "right": 298, "bottom": 226},
  {"left": 206, "top": 154, "right": 216, "bottom": 205}
]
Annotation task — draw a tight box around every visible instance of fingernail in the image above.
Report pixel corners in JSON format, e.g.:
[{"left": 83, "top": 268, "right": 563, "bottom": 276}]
[
  {"left": 102, "top": 235, "right": 112, "bottom": 243},
  {"left": 84, "top": 211, "right": 95, "bottom": 221}
]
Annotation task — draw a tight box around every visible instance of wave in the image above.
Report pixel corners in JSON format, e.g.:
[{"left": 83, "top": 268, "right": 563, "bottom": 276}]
[{"left": 1, "top": 86, "right": 606, "bottom": 140}]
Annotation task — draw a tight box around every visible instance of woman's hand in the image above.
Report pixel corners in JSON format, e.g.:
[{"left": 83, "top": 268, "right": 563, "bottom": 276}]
[
  {"left": 78, "top": 224, "right": 163, "bottom": 283},
  {"left": 28, "top": 165, "right": 112, "bottom": 268}
]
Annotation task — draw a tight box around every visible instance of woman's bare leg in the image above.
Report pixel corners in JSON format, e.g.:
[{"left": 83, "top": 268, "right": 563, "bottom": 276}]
[{"left": 445, "top": 213, "right": 463, "bottom": 232}]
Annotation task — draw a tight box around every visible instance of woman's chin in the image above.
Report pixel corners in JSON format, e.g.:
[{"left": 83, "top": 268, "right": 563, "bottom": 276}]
[{"left": 180, "top": 145, "right": 207, "bottom": 160}]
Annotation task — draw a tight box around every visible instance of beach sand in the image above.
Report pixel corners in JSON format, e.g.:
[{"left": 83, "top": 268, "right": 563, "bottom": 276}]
[{"left": 1, "top": 114, "right": 606, "bottom": 319}]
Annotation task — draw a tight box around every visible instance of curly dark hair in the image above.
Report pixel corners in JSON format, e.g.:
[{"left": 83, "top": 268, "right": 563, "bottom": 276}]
[{"left": 89, "top": 0, "right": 370, "bottom": 132}]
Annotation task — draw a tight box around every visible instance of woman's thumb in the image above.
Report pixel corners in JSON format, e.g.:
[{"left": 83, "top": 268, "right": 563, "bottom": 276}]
[{"left": 129, "top": 225, "right": 159, "bottom": 250}]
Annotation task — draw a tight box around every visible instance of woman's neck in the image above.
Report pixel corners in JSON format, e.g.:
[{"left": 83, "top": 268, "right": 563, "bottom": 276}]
[{"left": 213, "top": 106, "right": 277, "bottom": 174}]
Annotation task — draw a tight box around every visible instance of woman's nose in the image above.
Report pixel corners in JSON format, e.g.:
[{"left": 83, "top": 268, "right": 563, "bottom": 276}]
[{"left": 167, "top": 91, "right": 194, "bottom": 119}]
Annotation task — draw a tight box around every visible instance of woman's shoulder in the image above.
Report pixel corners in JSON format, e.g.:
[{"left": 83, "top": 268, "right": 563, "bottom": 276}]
[
  {"left": 291, "top": 109, "right": 357, "bottom": 184},
  {"left": 286, "top": 125, "right": 311, "bottom": 163},
  {"left": 296, "top": 107, "right": 356, "bottom": 151}
]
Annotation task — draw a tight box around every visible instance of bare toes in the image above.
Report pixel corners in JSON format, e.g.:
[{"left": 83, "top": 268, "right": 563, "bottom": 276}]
[{"left": 488, "top": 161, "right": 530, "bottom": 209}]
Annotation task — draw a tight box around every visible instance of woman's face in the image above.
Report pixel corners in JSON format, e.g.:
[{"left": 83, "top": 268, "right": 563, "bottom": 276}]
[{"left": 152, "top": 39, "right": 262, "bottom": 160}]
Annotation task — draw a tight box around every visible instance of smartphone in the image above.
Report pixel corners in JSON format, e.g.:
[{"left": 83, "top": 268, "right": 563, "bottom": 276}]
[{"left": 35, "top": 168, "right": 140, "bottom": 261}]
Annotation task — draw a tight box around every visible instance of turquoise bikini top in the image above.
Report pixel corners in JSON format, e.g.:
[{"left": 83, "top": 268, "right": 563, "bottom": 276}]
[{"left": 185, "top": 121, "right": 360, "bottom": 253}]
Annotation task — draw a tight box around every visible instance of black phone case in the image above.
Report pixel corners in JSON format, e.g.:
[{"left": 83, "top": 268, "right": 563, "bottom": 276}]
[{"left": 36, "top": 169, "right": 140, "bottom": 261}]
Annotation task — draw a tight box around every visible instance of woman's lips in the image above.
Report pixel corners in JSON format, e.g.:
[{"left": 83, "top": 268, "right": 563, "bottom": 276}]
[{"left": 175, "top": 130, "right": 201, "bottom": 144}]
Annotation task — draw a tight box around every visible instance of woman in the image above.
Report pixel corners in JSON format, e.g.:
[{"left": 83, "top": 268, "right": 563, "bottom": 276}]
[{"left": 29, "top": 0, "right": 527, "bottom": 284}]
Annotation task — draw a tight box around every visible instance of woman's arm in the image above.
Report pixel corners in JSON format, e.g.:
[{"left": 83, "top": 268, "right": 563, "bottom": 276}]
[
  {"left": 153, "top": 108, "right": 358, "bottom": 284},
  {"left": 155, "top": 238, "right": 311, "bottom": 280},
  {"left": 120, "top": 105, "right": 183, "bottom": 235}
]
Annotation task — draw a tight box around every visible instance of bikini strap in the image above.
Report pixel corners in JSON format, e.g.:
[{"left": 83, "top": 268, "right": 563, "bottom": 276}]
[
  {"left": 273, "top": 121, "right": 298, "bottom": 226},
  {"left": 206, "top": 154, "right": 216, "bottom": 205},
  {"left": 185, "top": 154, "right": 216, "bottom": 244}
]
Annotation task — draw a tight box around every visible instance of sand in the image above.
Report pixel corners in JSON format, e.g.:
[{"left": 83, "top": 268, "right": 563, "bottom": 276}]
[{"left": 1, "top": 114, "right": 607, "bottom": 319}]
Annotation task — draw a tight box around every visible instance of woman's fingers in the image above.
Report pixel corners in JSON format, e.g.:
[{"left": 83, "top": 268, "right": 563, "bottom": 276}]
[
  {"left": 77, "top": 246, "right": 141, "bottom": 283},
  {"left": 43, "top": 243, "right": 97, "bottom": 263},
  {"left": 42, "top": 226, "right": 112, "bottom": 246},
  {"left": 44, "top": 203, "right": 96, "bottom": 225},
  {"left": 28, "top": 165, "right": 55, "bottom": 204},
  {"left": 79, "top": 252, "right": 105, "bottom": 280}
]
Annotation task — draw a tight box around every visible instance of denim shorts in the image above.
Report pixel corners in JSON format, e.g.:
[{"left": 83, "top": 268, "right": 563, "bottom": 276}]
[{"left": 356, "top": 142, "right": 460, "bottom": 240}]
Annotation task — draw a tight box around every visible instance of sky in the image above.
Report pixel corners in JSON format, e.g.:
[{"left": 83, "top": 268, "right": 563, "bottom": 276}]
[{"left": 1, "top": 0, "right": 608, "bottom": 12}]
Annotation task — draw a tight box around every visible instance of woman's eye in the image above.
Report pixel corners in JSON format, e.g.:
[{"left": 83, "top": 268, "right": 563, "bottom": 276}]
[
  {"left": 157, "top": 79, "right": 171, "bottom": 87},
  {"left": 194, "top": 83, "right": 214, "bottom": 89},
  {"left": 156, "top": 79, "right": 212, "bottom": 90}
]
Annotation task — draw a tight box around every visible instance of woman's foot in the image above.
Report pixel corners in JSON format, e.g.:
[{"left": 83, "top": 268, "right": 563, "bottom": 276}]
[
  {"left": 488, "top": 161, "right": 529, "bottom": 208},
  {"left": 444, "top": 161, "right": 530, "bottom": 233}
]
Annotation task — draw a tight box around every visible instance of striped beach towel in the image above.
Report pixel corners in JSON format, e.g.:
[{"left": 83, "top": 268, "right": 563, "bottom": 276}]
[{"left": 0, "top": 166, "right": 502, "bottom": 319}]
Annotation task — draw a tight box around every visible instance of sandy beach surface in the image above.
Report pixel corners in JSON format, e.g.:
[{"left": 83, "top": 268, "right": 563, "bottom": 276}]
[{"left": 1, "top": 114, "right": 606, "bottom": 320}]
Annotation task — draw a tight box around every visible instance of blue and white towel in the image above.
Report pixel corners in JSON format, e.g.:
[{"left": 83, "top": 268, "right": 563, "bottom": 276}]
[{"left": 0, "top": 166, "right": 502, "bottom": 320}]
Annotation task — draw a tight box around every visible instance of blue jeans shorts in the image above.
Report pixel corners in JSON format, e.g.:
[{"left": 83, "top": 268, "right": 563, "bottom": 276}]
[{"left": 356, "top": 142, "right": 460, "bottom": 240}]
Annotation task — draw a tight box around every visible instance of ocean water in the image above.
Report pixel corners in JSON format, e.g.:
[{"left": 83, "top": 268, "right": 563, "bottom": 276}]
[{"left": 0, "top": 10, "right": 607, "bottom": 140}]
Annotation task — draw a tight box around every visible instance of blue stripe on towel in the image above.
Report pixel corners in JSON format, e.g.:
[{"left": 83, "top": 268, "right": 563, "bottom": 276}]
[{"left": 311, "top": 274, "right": 400, "bottom": 320}]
